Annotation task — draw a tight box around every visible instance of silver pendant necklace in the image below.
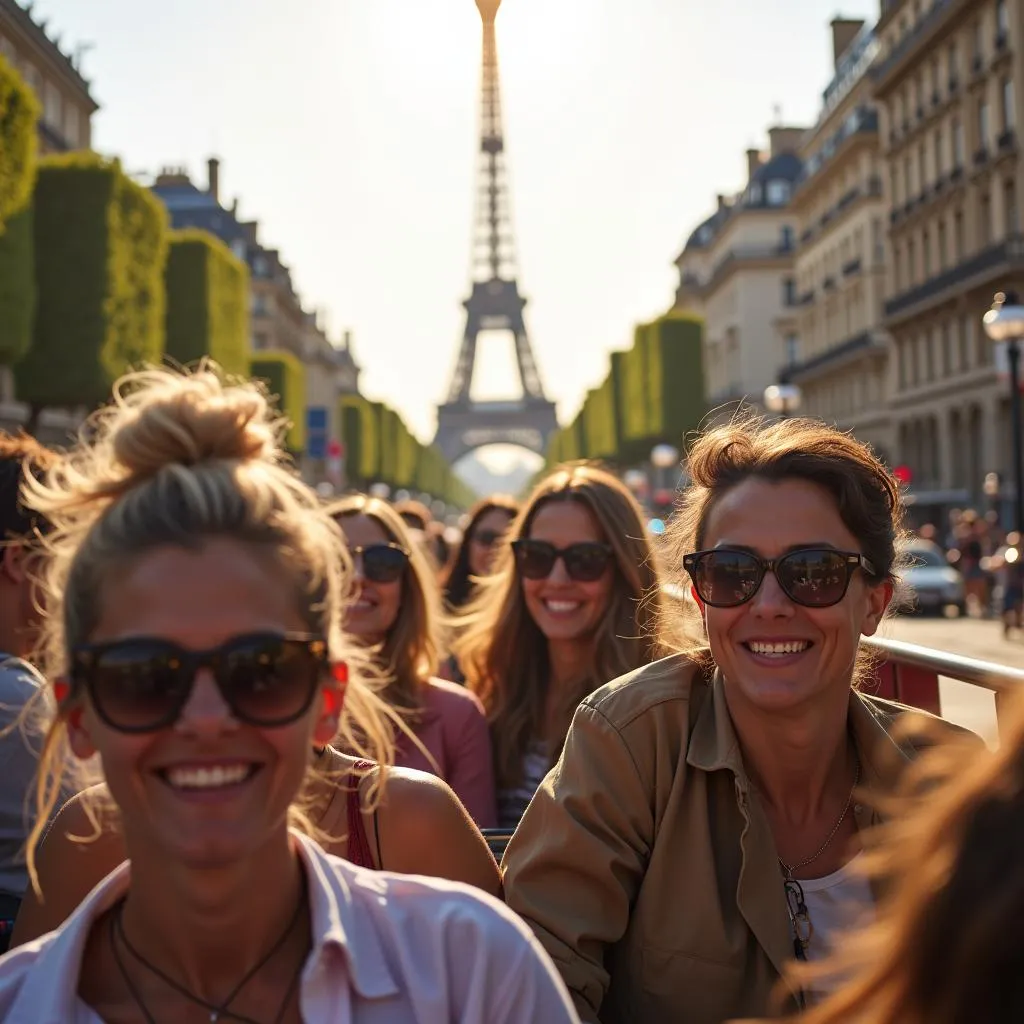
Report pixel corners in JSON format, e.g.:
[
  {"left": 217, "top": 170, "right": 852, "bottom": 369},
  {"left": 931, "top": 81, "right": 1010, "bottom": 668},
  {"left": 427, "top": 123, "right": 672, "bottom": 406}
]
[{"left": 778, "top": 753, "right": 861, "bottom": 961}]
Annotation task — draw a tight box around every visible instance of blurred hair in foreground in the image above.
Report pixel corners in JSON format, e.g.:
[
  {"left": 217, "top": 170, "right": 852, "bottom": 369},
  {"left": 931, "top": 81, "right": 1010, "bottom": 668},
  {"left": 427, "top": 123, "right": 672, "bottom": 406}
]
[{"left": 769, "top": 692, "right": 1024, "bottom": 1024}]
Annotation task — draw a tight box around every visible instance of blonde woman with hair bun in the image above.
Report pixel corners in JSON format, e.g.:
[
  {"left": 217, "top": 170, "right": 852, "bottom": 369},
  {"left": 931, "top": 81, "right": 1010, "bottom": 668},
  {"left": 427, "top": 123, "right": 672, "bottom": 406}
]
[{"left": 0, "top": 365, "right": 573, "bottom": 1023}]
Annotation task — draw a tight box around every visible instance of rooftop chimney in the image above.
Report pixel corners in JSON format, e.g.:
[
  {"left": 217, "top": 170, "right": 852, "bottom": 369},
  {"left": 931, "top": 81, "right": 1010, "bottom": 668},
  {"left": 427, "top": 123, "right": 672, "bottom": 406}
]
[
  {"left": 207, "top": 157, "right": 220, "bottom": 202},
  {"left": 830, "top": 18, "right": 865, "bottom": 69},
  {"left": 717, "top": 194, "right": 728, "bottom": 211},
  {"left": 342, "top": 330, "right": 352, "bottom": 350},
  {"left": 746, "top": 148, "right": 763, "bottom": 181},
  {"left": 769, "top": 126, "right": 805, "bottom": 157}
]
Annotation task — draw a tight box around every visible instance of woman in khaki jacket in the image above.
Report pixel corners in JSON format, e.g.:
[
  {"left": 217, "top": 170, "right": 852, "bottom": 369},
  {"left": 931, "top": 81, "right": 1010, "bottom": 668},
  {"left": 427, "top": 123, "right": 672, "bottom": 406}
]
[{"left": 502, "top": 416, "right": 971, "bottom": 1024}]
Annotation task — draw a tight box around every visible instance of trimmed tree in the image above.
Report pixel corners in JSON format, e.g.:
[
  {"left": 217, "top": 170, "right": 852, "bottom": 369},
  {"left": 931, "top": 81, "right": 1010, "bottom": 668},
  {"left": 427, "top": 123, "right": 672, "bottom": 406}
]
[
  {"left": 165, "top": 229, "right": 250, "bottom": 377},
  {"left": 0, "top": 204, "right": 35, "bottom": 365},
  {"left": 250, "top": 349, "right": 306, "bottom": 453},
  {"left": 0, "top": 54, "right": 38, "bottom": 230},
  {"left": 15, "top": 154, "right": 169, "bottom": 419},
  {"left": 0, "top": 56, "right": 39, "bottom": 364}
]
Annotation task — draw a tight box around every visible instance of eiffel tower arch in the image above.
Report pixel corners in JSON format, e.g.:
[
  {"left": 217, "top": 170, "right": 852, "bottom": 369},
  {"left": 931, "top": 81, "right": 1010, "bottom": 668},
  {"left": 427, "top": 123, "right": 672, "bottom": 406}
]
[{"left": 433, "top": 0, "right": 558, "bottom": 465}]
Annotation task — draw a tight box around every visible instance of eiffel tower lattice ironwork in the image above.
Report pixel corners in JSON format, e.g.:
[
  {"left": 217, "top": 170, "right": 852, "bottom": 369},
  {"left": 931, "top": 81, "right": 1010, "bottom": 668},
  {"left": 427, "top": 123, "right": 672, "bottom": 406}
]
[{"left": 433, "top": 0, "right": 558, "bottom": 464}]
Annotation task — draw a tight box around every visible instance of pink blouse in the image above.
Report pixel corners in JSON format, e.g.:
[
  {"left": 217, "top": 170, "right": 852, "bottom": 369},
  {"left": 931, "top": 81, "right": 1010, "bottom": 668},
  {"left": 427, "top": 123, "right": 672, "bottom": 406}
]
[{"left": 396, "top": 678, "right": 497, "bottom": 829}]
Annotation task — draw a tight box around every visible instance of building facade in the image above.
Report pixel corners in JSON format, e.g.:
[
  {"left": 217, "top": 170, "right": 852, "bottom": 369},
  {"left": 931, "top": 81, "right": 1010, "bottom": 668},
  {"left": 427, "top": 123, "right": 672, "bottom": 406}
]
[
  {"left": 152, "top": 159, "right": 361, "bottom": 483},
  {"left": 788, "top": 19, "right": 893, "bottom": 461},
  {"left": 873, "top": 0, "right": 1024, "bottom": 518},
  {"left": 673, "top": 126, "right": 805, "bottom": 421},
  {"left": 0, "top": 0, "right": 96, "bottom": 152}
]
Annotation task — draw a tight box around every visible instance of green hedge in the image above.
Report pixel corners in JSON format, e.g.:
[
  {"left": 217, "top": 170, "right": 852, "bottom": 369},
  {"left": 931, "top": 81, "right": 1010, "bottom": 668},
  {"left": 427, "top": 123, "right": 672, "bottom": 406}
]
[
  {"left": 545, "top": 314, "right": 705, "bottom": 468},
  {"left": 15, "top": 154, "right": 168, "bottom": 409},
  {"left": 0, "top": 55, "right": 38, "bottom": 231},
  {"left": 338, "top": 392, "right": 474, "bottom": 507},
  {"left": 642, "top": 315, "right": 705, "bottom": 447},
  {"left": 250, "top": 349, "right": 306, "bottom": 452},
  {"left": 165, "top": 229, "right": 250, "bottom": 377},
  {"left": 0, "top": 204, "right": 35, "bottom": 364},
  {"left": 340, "top": 394, "right": 380, "bottom": 484}
]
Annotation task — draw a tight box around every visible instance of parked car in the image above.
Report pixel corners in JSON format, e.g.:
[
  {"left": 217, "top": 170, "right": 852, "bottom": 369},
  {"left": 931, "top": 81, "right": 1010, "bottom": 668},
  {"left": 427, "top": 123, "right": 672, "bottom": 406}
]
[{"left": 901, "top": 542, "right": 966, "bottom": 616}]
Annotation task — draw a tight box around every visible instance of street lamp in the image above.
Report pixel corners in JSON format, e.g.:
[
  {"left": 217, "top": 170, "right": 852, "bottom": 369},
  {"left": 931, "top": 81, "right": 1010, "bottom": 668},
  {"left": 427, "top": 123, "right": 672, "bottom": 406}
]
[
  {"left": 649, "top": 443, "right": 680, "bottom": 515},
  {"left": 983, "top": 290, "right": 1024, "bottom": 534},
  {"left": 763, "top": 383, "right": 803, "bottom": 418},
  {"left": 650, "top": 444, "right": 680, "bottom": 470}
]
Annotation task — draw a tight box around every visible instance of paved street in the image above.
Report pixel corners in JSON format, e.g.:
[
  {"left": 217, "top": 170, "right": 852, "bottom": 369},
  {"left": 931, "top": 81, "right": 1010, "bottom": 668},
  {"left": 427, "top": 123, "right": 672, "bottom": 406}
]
[{"left": 880, "top": 612, "right": 1024, "bottom": 745}]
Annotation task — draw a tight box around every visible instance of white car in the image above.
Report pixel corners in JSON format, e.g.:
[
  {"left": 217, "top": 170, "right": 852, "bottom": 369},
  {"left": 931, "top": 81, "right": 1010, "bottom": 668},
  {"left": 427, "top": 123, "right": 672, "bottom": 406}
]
[{"left": 901, "top": 543, "right": 966, "bottom": 616}]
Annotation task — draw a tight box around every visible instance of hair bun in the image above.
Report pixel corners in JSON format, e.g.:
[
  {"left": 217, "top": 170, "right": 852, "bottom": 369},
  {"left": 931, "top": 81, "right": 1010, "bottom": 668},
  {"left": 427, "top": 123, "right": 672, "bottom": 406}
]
[{"left": 108, "top": 367, "right": 282, "bottom": 478}]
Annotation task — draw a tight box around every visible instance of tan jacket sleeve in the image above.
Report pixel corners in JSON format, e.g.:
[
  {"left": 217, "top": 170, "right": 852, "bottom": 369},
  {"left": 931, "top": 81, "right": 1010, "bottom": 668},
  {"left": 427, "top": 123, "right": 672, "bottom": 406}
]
[{"left": 501, "top": 702, "right": 654, "bottom": 1023}]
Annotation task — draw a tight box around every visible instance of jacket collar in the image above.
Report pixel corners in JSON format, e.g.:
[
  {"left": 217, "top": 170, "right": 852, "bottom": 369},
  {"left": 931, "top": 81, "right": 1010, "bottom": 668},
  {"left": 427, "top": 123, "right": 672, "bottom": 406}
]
[{"left": 686, "top": 669, "right": 916, "bottom": 793}]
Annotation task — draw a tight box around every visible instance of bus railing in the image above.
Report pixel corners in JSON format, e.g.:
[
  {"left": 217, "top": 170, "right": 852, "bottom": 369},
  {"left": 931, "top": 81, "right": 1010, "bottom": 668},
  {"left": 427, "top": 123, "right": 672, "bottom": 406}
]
[
  {"left": 479, "top": 634, "right": 1024, "bottom": 862},
  {"left": 482, "top": 829, "right": 516, "bottom": 863},
  {"left": 864, "top": 633, "right": 1024, "bottom": 738}
]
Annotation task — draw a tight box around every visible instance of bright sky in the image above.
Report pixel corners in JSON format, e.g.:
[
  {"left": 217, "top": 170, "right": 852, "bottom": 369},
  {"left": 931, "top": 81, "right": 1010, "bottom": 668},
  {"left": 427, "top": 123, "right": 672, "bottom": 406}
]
[{"left": 30, "top": 0, "right": 876, "bottom": 464}]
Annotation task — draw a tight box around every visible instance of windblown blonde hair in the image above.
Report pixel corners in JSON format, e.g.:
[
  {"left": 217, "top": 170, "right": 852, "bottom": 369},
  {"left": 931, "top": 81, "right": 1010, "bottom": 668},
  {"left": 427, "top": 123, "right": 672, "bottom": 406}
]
[
  {"left": 327, "top": 495, "right": 443, "bottom": 713},
  {"left": 454, "top": 462, "right": 674, "bottom": 792},
  {"left": 20, "top": 363, "right": 397, "bottom": 893}
]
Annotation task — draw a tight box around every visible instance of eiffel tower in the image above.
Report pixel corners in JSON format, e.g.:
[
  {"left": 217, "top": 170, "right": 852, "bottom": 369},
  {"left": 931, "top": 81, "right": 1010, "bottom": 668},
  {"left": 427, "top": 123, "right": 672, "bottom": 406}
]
[{"left": 433, "top": 0, "right": 558, "bottom": 464}]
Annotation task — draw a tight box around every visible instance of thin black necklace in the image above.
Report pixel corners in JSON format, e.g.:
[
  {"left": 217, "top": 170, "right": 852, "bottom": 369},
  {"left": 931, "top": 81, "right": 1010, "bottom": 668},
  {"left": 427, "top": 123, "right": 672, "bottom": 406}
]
[{"left": 111, "top": 878, "right": 307, "bottom": 1024}]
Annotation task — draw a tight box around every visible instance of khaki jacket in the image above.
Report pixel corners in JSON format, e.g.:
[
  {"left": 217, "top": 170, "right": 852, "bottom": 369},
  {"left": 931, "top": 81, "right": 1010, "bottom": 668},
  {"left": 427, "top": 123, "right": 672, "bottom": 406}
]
[{"left": 501, "top": 654, "right": 971, "bottom": 1024}]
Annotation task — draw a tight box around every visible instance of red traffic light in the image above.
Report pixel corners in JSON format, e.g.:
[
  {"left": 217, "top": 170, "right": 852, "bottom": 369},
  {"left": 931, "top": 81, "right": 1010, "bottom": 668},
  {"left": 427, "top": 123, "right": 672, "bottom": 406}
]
[{"left": 892, "top": 465, "right": 913, "bottom": 484}]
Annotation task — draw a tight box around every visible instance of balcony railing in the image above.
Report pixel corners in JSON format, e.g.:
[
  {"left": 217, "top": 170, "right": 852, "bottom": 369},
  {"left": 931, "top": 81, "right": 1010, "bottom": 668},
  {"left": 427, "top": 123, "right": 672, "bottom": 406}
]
[
  {"left": 703, "top": 243, "right": 794, "bottom": 294},
  {"left": 779, "top": 329, "right": 878, "bottom": 382},
  {"left": 873, "top": 0, "right": 971, "bottom": 89},
  {"left": 884, "top": 234, "right": 1024, "bottom": 318}
]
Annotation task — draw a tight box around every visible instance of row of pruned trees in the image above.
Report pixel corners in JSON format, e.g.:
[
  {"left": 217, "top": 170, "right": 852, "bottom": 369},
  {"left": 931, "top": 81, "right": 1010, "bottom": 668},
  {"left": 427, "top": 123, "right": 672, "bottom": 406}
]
[{"left": 0, "top": 56, "right": 248, "bottom": 428}]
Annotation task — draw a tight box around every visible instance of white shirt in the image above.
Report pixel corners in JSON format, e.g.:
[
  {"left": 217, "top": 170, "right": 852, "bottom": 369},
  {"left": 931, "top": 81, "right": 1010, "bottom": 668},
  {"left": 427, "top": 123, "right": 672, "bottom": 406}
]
[
  {"left": 801, "top": 853, "right": 875, "bottom": 1002},
  {"left": 0, "top": 831, "right": 579, "bottom": 1023}
]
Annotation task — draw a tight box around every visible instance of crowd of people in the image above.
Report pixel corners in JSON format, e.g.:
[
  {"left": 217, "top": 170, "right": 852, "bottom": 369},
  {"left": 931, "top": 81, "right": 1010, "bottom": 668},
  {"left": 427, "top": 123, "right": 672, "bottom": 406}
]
[{"left": 0, "top": 362, "right": 1019, "bottom": 1022}]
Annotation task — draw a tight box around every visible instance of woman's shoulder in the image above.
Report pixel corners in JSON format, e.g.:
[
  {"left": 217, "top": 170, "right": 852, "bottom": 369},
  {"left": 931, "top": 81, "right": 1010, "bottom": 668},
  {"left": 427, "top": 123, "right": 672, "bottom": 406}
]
[
  {"left": 856, "top": 690, "right": 985, "bottom": 752},
  {"left": 0, "top": 864, "right": 129, "bottom": 1016},
  {"left": 310, "top": 836, "right": 526, "bottom": 936},
  {"left": 421, "top": 677, "right": 487, "bottom": 717},
  {"left": 583, "top": 652, "right": 709, "bottom": 731}
]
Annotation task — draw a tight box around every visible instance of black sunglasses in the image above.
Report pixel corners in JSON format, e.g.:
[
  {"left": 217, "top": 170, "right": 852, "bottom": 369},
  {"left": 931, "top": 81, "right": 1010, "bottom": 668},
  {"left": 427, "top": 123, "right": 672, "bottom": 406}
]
[
  {"left": 683, "top": 547, "right": 877, "bottom": 609},
  {"left": 349, "top": 543, "right": 409, "bottom": 583},
  {"left": 511, "top": 539, "right": 613, "bottom": 582},
  {"left": 68, "top": 632, "right": 329, "bottom": 734}
]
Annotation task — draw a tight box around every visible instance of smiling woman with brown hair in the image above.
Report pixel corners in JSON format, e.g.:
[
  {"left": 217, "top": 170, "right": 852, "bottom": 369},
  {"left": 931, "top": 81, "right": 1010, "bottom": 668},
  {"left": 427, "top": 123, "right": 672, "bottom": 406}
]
[
  {"left": 454, "top": 463, "right": 671, "bottom": 830},
  {"left": 502, "top": 417, "right": 973, "bottom": 1024}
]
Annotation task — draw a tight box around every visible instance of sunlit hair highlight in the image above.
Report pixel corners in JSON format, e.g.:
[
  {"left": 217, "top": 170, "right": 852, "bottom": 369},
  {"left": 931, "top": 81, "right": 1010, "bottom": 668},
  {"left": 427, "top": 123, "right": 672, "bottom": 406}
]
[
  {"left": 20, "top": 363, "right": 396, "bottom": 894},
  {"left": 327, "top": 494, "right": 443, "bottom": 713},
  {"left": 454, "top": 462, "right": 676, "bottom": 791}
]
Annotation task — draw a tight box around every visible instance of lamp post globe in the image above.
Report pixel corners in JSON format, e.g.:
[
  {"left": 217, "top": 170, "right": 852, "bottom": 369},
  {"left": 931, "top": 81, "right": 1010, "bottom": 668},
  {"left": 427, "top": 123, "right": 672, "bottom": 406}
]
[
  {"left": 983, "top": 290, "right": 1024, "bottom": 342},
  {"left": 983, "top": 290, "right": 1024, "bottom": 535},
  {"left": 763, "top": 383, "right": 802, "bottom": 417},
  {"left": 623, "top": 469, "right": 648, "bottom": 491},
  {"left": 650, "top": 444, "right": 680, "bottom": 470}
]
